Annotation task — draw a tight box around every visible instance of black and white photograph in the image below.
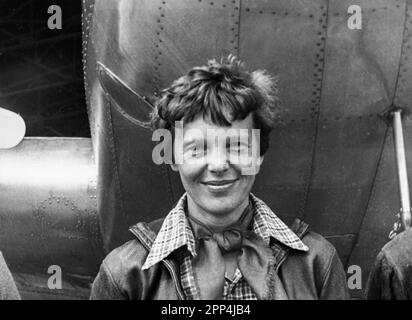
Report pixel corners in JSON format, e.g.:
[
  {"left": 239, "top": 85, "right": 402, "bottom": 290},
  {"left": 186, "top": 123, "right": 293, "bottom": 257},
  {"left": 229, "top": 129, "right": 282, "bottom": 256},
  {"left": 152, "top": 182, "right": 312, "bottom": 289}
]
[{"left": 0, "top": 0, "right": 411, "bottom": 308}]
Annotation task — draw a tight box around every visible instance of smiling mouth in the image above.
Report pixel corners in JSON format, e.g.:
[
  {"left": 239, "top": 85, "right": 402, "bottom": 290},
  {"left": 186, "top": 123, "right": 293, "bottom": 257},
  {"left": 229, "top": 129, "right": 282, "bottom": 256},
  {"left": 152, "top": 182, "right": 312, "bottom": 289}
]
[{"left": 202, "top": 179, "right": 238, "bottom": 187}]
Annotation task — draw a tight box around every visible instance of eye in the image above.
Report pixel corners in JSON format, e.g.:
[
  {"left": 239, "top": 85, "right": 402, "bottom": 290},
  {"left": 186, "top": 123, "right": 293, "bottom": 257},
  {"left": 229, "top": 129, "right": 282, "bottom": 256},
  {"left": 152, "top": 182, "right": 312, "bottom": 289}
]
[
  {"left": 228, "top": 140, "right": 248, "bottom": 151},
  {"left": 187, "top": 143, "right": 206, "bottom": 158},
  {"left": 191, "top": 148, "right": 203, "bottom": 157}
]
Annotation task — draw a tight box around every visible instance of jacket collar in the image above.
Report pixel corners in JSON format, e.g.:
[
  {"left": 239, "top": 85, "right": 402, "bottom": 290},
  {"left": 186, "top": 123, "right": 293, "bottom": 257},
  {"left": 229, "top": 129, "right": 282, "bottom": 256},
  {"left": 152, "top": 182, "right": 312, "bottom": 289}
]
[{"left": 138, "top": 193, "right": 309, "bottom": 270}]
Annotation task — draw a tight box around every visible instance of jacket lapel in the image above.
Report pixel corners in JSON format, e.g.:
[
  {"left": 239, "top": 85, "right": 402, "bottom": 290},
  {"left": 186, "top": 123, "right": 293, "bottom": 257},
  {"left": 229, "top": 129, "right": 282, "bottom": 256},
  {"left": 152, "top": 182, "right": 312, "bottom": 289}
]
[{"left": 129, "top": 217, "right": 310, "bottom": 300}]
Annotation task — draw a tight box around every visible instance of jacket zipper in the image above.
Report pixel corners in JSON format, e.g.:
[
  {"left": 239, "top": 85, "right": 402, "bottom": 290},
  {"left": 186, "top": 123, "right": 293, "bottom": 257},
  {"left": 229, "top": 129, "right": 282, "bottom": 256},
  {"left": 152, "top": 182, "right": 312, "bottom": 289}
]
[{"left": 129, "top": 228, "right": 185, "bottom": 300}]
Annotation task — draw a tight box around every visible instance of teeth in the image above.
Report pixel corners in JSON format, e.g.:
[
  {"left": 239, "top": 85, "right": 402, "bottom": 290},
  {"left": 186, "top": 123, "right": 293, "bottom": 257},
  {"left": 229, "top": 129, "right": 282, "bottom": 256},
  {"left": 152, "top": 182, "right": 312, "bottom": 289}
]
[{"left": 206, "top": 181, "right": 234, "bottom": 186}]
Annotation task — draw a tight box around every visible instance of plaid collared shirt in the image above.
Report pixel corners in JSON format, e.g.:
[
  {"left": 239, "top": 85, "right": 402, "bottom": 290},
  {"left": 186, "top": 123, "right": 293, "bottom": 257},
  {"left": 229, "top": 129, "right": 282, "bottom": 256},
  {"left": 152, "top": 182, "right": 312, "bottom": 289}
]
[{"left": 142, "top": 193, "right": 308, "bottom": 300}]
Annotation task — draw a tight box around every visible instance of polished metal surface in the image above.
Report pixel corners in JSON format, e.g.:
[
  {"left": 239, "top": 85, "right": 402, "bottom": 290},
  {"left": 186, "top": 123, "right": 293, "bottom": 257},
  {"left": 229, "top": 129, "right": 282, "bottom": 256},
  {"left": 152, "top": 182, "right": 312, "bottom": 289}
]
[
  {"left": 393, "top": 110, "right": 411, "bottom": 229},
  {"left": 0, "top": 138, "right": 104, "bottom": 298}
]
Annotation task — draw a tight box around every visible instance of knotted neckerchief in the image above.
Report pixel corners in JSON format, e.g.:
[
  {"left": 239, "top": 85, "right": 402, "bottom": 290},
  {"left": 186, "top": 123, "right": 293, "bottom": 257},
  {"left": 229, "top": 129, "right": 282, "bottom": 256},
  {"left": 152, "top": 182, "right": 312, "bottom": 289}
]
[{"left": 187, "top": 202, "right": 287, "bottom": 300}]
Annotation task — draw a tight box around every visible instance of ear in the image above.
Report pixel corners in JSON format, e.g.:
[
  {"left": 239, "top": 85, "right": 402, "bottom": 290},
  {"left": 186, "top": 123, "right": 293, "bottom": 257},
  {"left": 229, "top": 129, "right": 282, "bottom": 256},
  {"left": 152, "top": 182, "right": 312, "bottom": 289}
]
[
  {"left": 257, "top": 155, "right": 264, "bottom": 166},
  {"left": 255, "top": 155, "right": 264, "bottom": 174}
]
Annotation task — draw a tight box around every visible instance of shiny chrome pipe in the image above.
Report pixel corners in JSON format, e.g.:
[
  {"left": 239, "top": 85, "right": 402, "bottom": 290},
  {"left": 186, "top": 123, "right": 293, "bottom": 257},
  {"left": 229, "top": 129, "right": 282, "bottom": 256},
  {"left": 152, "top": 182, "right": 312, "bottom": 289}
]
[{"left": 392, "top": 110, "right": 411, "bottom": 229}]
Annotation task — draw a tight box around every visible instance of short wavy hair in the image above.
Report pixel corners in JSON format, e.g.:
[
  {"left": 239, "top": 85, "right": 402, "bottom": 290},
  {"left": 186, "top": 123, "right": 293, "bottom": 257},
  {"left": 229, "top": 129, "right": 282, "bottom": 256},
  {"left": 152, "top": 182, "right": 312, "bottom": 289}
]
[{"left": 150, "top": 55, "right": 280, "bottom": 155}]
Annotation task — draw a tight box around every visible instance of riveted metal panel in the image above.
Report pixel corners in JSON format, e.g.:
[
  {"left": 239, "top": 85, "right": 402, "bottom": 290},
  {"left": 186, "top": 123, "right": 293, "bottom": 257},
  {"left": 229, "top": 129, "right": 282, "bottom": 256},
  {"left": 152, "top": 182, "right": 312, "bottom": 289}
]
[
  {"left": 0, "top": 138, "right": 103, "bottom": 276},
  {"left": 92, "top": 0, "right": 160, "bottom": 98},
  {"left": 347, "top": 129, "right": 398, "bottom": 298},
  {"left": 253, "top": 121, "right": 318, "bottom": 225},
  {"left": 304, "top": 0, "right": 405, "bottom": 251},
  {"left": 155, "top": 0, "right": 239, "bottom": 92},
  {"left": 240, "top": 0, "right": 328, "bottom": 221},
  {"left": 304, "top": 117, "right": 388, "bottom": 237},
  {"left": 347, "top": 0, "right": 412, "bottom": 298},
  {"left": 82, "top": 0, "right": 96, "bottom": 145}
]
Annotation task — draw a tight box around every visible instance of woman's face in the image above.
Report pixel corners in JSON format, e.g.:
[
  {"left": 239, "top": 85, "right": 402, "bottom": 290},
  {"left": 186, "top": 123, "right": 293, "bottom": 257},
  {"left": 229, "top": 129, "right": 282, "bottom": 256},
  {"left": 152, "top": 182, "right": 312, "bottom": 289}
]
[{"left": 171, "top": 113, "right": 263, "bottom": 218}]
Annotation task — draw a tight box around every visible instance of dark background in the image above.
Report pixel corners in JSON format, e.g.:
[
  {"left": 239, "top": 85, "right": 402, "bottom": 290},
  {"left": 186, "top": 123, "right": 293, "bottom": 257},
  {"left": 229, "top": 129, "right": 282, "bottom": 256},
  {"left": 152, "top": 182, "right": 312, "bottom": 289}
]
[{"left": 0, "top": 0, "right": 89, "bottom": 137}]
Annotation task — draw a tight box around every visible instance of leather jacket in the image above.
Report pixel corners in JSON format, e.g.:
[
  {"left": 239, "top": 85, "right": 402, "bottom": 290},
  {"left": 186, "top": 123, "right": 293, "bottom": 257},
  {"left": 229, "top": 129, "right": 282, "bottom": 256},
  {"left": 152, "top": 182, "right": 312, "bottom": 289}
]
[
  {"left": 90, "top": 218, "right": 349, "bottom": 300},
  {"left": 365, "top": 227, "right": 412, "bottom": 299}
]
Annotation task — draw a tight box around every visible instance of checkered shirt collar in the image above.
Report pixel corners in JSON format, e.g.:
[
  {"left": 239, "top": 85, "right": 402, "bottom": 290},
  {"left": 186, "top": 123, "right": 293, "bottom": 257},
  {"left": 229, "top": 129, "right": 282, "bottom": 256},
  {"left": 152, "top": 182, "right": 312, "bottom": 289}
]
[{"left": 142, "top": 193, "right": 308, "bottom": 270}]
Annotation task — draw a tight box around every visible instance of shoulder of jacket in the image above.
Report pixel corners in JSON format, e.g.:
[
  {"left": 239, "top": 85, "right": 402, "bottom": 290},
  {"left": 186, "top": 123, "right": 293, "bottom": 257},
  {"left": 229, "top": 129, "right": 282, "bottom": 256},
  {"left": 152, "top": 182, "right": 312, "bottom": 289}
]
[
  {"left": 299, "top": 230, "right": 338, "bottom": 262},
  {"left": 289, "top": 218, "right": 336, "bottom": 257},
  {"left": 377, "top": 228, "right": 412, "bottom": 267},
  {"left": 103, "top": 239, "right": 149, "bottom": 270},
  {"left": 103, "top": 217, "right": 167, "bottom": 271}
]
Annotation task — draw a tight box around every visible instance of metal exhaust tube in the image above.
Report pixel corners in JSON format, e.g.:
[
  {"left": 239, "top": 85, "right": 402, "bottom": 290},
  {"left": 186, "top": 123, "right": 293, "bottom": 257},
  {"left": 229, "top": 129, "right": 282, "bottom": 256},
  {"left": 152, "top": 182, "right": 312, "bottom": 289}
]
[{"left": 392, "top": 109, "right": 411, "bottom": 230}]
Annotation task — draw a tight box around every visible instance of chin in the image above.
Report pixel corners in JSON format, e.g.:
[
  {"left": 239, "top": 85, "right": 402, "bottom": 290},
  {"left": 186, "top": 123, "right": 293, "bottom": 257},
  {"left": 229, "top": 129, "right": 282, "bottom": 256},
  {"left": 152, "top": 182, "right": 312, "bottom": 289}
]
[{"left": 200, "top": 196, "right": 242, "bottom": 215}]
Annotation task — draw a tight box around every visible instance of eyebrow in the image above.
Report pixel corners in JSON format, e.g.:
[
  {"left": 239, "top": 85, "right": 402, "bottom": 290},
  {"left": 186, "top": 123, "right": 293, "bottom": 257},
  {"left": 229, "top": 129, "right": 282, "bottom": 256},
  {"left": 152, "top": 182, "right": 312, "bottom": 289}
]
[{"left": 183, "top": 136, "right": 204, "bottom": 148}]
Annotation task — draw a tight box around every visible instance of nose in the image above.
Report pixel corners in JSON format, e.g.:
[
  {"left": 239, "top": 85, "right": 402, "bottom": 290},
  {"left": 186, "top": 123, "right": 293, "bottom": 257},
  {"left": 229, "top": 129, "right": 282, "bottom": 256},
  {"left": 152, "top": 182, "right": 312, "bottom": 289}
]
[{"left": 207, "top": 147, "right": 229, "bottom": 173}]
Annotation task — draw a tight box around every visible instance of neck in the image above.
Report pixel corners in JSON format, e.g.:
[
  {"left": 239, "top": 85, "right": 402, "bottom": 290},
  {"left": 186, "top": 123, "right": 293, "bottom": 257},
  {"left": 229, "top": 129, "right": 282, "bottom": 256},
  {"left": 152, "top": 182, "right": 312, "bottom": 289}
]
[{"left": 186, "top": 195, "right": 250, "bottom": 230}]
